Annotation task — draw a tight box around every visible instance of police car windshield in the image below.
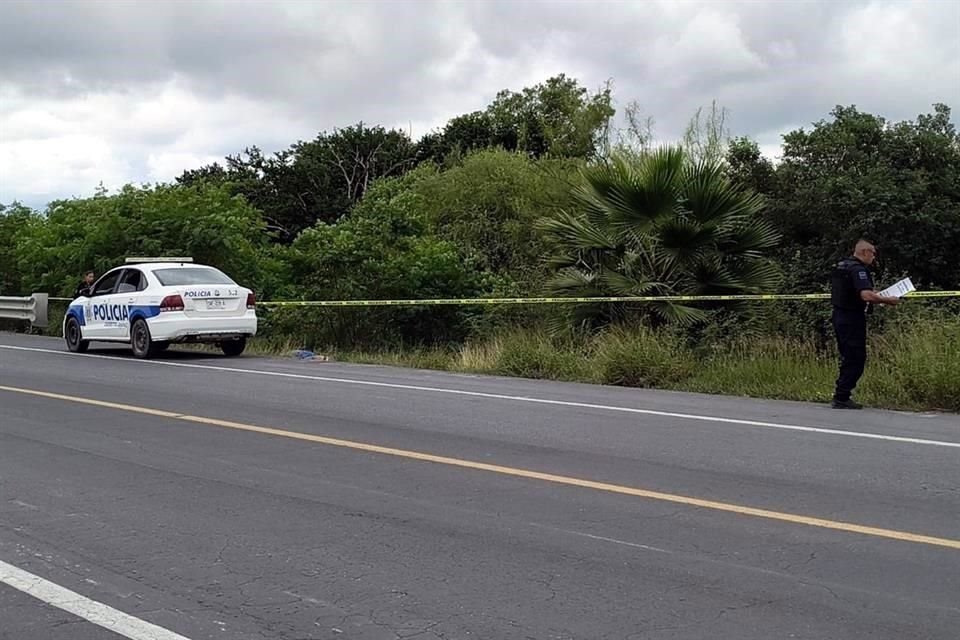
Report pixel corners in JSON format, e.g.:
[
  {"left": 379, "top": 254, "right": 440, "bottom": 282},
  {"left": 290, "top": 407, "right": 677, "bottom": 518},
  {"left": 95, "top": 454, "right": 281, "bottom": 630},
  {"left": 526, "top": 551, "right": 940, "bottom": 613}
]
[{"left": 153, "top": 268, "right": 236, "bottom": 286}]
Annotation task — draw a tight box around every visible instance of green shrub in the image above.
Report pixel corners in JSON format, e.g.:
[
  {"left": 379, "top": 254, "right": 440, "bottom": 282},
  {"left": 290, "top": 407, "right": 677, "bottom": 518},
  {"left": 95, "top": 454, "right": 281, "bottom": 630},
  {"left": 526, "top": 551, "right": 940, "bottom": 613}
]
[
  {"left": 341, "top": 347, "right": 455, "bottom": 372},
  {"left": 685, "top": 338, "right": 835, "bottom": 402},
  {"left": 861, "top": 313, "right": 960, "bottom": 412},
  {"left": 591, "top": 326, "right": 695, "bottom": 388},
  {"left": 15, "top": 183, "right": 273, "bottom": 298},
  {"left": 492, "top": 330, "right": 586, "bottom": 381}
]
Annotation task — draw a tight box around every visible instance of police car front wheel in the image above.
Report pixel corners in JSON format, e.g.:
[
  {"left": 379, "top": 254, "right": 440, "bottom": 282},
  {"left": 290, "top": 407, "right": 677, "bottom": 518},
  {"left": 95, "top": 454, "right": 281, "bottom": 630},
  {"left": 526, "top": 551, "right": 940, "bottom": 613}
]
[{"left": 65, "top": 317, "right": 89, "bottom": 353}]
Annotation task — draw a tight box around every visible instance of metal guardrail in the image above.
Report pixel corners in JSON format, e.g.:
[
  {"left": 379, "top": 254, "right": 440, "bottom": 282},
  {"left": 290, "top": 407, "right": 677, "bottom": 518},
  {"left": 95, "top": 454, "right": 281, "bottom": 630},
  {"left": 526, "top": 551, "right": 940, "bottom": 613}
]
[{"left": 0, "top": 293, "right": 49, "bottom": 328}]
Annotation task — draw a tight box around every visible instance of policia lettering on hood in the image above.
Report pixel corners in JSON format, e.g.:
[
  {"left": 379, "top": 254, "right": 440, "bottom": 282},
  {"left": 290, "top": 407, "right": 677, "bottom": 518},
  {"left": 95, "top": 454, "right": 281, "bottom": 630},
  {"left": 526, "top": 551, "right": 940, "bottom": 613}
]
[{"left": 91, "top": 303, "right": 130, "bottom": 322}]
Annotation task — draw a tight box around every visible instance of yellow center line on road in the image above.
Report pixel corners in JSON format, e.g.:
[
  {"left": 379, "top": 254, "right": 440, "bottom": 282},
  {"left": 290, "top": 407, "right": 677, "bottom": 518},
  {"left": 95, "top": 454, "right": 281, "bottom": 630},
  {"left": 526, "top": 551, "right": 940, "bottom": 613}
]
[{"left": 2, "top": 383, "right": 958, "bottom": 551}]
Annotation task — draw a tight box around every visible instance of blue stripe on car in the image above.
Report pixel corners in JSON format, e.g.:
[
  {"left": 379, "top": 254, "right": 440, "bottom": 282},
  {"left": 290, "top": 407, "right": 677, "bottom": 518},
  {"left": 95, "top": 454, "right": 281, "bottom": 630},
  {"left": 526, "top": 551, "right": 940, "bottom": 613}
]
[
  {"left": 66, "top": 304, "right": 86, "bottom": 326},
  {"left": 128, "top": 305, "right": 162, "bottom": 322},
  {"left": 66, "top": 304, "right": 162, "bottom": 328}
]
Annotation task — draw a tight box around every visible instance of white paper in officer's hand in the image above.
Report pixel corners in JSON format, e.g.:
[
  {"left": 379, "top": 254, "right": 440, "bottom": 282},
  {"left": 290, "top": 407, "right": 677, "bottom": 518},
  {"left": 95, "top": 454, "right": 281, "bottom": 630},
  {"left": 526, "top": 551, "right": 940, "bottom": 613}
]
[{"left": 879, "top": 277, "right": 915, "bottom": 298}]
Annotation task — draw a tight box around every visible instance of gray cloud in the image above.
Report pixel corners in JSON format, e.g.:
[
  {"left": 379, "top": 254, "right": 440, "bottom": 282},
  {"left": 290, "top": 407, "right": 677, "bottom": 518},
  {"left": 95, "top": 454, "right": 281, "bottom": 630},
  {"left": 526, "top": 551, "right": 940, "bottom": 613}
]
[{"left": 1, "top": 0, "right": 958, "bottom": 207}]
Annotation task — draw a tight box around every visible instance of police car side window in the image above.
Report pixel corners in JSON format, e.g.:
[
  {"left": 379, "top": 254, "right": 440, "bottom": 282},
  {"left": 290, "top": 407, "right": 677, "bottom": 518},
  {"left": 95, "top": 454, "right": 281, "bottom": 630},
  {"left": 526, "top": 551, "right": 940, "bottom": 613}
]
[
  {"left": 92, "top": 271, "right": 122, "bottom": 296},
  {"left": 117, "top": 269, "right": 146, "bottom": 294}
]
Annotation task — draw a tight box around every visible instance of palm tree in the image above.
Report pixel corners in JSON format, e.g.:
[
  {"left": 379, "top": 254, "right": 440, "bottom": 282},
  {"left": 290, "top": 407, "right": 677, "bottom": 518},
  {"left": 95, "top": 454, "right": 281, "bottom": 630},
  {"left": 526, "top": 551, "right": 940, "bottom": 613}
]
[{"left": 537, "top": 146, "right": 782, "bottom": 329}]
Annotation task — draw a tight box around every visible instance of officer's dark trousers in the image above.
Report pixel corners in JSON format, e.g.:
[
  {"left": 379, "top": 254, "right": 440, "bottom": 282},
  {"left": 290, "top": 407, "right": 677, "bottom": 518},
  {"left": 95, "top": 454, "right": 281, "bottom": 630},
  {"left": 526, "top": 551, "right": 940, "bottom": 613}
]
[{"left": 832, "top": 312, "right": 867, "bottom": 401}]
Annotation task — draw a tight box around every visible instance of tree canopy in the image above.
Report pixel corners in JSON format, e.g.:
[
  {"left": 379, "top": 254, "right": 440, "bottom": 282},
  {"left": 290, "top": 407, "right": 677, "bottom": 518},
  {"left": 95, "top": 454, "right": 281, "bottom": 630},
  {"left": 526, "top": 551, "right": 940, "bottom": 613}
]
[
  {"left": 3, "top": 72, "right": 955, "bottom": 347},
  {"left": 763, "top": 103, "right": 959, "bottom": 291}
]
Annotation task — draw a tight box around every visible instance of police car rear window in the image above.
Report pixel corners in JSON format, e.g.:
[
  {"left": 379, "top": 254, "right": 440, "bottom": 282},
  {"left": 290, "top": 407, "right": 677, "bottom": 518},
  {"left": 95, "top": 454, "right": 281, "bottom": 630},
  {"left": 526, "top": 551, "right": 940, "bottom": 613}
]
[{"left": 153, "top": 268, "right": 236, "bottom": 286}]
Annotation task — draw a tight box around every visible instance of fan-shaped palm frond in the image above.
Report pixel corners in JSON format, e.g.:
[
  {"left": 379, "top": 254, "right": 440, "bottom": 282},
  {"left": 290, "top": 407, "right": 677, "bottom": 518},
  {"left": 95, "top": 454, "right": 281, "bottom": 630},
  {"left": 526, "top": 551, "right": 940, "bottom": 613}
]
[
  {"left": 536, "top": 210, "right": 617, "bottom": 251},
  {"left": 636, "top": 147, "right": 686, "bottom": 213},
  {"left": 596, "top": 270, "right": 666, "bottom": 297},
  {"left": 681, "top": 161, "right": 765, "bottom": 226},
  {"left": 546, "top": 267, "right": 602, "bottom": 295},
  {"left": 657, "top": 218, "right": 716, "bottom": 261},
  {"left": 687, "top": 255, "right": 745, "bottom": 293},
  {"left": 726, "top": 258, "right": 784, "bottom": 293},
  {"left": 538, "top": 144, "right": 782, "bottom": 330},
  {"left": 578, "top": 151, "right": 684, "bottom": 235},
  {"left": 716, "top": 219, "right": 781, "bottom": 256},
  {"left": 544, "top": 252, "right": 581, "bottom": 271},
  {"left": 647, "top": 301, "right": 709, "bottom": 326}
]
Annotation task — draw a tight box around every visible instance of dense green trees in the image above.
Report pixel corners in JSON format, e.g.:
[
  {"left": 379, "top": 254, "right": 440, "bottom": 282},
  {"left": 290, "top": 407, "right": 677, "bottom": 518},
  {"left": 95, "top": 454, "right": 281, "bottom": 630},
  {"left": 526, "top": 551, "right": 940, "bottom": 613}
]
[
  {"left": 417, "top": 74, "right": 614, "bottom": 165},
  {"left": 2, "top": 73, "right": 956, "bottom": 349},
  {"left": 729, "top": 103, "right": 960, "bottom": 292},
  {"left": 7, "top": 184, "right": 274, "bottom": 297},
  {"left": 174, "top": 75, "right": 612, "bottom": 240},
  {"left": 176, "top": 123, "right": 418, "bottom": 238},
  {"left": 0, "top": 202, "right": 40, "bottom": 295}
]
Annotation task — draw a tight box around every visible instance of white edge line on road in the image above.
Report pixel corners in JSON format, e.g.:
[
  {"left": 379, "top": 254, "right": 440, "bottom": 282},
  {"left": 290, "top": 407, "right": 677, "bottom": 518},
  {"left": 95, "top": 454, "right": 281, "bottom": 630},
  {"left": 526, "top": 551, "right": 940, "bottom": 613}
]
[
  {"left": 0, "top": 558, "right": 193, "bottom": 640},
  {"left": 526, "top": 523, "right": 673, "bottom": 554},
  {"left": 2, "top": 344, "right": 959, "bottom": 449}
]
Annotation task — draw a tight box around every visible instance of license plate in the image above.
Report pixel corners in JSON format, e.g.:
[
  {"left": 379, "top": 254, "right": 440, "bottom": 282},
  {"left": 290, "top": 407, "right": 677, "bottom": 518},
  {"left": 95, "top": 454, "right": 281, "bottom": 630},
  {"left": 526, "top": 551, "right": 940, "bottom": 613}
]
[{"left": 205, "top": 299, "right": 227, "bottom": 309}]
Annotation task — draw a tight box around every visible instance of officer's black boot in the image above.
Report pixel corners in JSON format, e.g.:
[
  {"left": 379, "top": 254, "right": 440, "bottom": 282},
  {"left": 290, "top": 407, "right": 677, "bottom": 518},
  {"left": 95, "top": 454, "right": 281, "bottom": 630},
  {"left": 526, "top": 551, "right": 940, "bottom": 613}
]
[{"left": 831, "top": 398, "right": 863, "bottom": 410}]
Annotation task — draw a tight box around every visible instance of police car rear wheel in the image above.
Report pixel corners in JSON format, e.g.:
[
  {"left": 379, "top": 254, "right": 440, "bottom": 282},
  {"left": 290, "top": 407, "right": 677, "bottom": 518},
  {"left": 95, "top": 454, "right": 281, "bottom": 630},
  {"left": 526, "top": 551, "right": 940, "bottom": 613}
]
[
  {"left": 220, "top": 337, "right": 246, "bottom": 357},
  {"left": 130, "top": 319, "right": 157, "bottom": 359},
  {"left": 65, "top": 318, "right": 88, "bottom": 353}
]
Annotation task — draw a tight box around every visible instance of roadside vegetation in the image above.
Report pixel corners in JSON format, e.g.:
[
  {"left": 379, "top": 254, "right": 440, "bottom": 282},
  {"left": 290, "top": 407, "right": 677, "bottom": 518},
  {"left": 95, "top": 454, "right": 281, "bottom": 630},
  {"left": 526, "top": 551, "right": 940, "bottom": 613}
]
[
  {"left": 281, "top": 309, "right": 960, "bottom": 413},
  {"left": 3, "top": 74, "right": 957, "bottom": 412}
]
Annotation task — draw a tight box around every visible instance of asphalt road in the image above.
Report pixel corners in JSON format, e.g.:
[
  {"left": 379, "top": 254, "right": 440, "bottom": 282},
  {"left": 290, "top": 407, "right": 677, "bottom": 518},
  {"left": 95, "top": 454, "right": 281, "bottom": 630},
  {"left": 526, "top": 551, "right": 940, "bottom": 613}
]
[{"left": 1, "top": 332, "right": 958, "bottom": 640}]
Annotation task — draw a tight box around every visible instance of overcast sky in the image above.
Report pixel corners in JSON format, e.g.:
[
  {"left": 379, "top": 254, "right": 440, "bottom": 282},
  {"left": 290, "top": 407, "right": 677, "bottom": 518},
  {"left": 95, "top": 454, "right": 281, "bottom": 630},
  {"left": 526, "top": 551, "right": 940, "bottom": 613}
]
[{"left": 1, "top": 0, "right": 958, "bottom": 209}]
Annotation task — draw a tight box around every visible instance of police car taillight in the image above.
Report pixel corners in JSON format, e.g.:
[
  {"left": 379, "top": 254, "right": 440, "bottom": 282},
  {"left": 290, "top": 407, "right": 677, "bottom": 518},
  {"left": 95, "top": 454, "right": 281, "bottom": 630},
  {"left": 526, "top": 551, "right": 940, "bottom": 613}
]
[
  {"left": 160, "top": 294, "right": 185, "bottom": 312},
  {"left": 246, "top": 292, "right": 256, "bottom": 309}
]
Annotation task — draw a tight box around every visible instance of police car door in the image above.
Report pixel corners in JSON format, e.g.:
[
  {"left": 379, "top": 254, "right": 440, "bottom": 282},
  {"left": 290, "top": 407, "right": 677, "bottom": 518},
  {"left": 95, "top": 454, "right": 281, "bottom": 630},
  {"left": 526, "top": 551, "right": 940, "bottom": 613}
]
[
  {"left": 83, "top": 269, "right": 124, "bottom": 339},
  {"left": 113, "top": 268, "right": 147, "bottom": 341}
]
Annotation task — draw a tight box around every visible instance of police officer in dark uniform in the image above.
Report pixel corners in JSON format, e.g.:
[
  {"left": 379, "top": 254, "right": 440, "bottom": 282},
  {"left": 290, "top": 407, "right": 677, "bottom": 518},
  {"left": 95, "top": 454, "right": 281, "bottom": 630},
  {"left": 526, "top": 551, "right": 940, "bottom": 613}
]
[{"left": 830, "top": 239, "right": 900, "bottom": 409}]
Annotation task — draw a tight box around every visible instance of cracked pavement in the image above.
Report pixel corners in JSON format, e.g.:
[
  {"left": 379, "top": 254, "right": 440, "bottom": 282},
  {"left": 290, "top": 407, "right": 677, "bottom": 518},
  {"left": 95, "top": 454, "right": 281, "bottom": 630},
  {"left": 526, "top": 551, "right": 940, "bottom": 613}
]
[{"left": 1, "top": 334, "right": 959, "bottom": 639}]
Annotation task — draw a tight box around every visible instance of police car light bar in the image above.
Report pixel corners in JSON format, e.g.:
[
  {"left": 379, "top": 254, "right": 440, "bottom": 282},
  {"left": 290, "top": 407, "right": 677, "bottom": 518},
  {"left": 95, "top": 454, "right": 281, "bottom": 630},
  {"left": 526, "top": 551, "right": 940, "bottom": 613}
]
[{"left": 125, "top": 257, "right": 194, "bottom": 264}]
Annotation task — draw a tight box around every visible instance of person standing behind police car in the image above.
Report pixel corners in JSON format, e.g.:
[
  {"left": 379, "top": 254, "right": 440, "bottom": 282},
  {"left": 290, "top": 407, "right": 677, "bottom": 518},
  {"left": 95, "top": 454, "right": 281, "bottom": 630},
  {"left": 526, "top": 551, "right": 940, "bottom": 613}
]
[
  {"left": 74, "top": 270, "right": 95, "bottom": 298},
  {"left": 830, "top": 239, "right": 900, "bottom": 409}
]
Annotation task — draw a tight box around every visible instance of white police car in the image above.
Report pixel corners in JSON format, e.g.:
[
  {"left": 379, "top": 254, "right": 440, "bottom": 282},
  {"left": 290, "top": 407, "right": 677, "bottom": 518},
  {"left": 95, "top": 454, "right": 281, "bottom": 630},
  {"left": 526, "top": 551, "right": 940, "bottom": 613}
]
[{"left": 64, "top": 257, "right": 257, "bottom": 359}]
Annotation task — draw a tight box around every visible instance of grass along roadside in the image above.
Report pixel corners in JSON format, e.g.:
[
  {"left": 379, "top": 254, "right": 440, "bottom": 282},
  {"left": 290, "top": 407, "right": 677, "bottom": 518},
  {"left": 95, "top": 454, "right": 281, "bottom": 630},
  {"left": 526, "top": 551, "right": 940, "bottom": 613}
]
[
  {"left": 247, "top": 315, "right": 959, "bottom": 413},
  {"left": 14, "top": 303, "right": 957, "bottom": 413}
]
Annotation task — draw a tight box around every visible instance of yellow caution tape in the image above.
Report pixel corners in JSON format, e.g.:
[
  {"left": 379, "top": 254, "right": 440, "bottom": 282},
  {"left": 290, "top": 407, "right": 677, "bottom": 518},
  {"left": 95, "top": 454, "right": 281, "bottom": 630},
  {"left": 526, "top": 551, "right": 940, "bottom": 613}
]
[
  {"left": 259, "top": 290, "right": 959, "bottom": 308},
  {"left": 47, "top": 292, "right": 959, "bottom": 306}
]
